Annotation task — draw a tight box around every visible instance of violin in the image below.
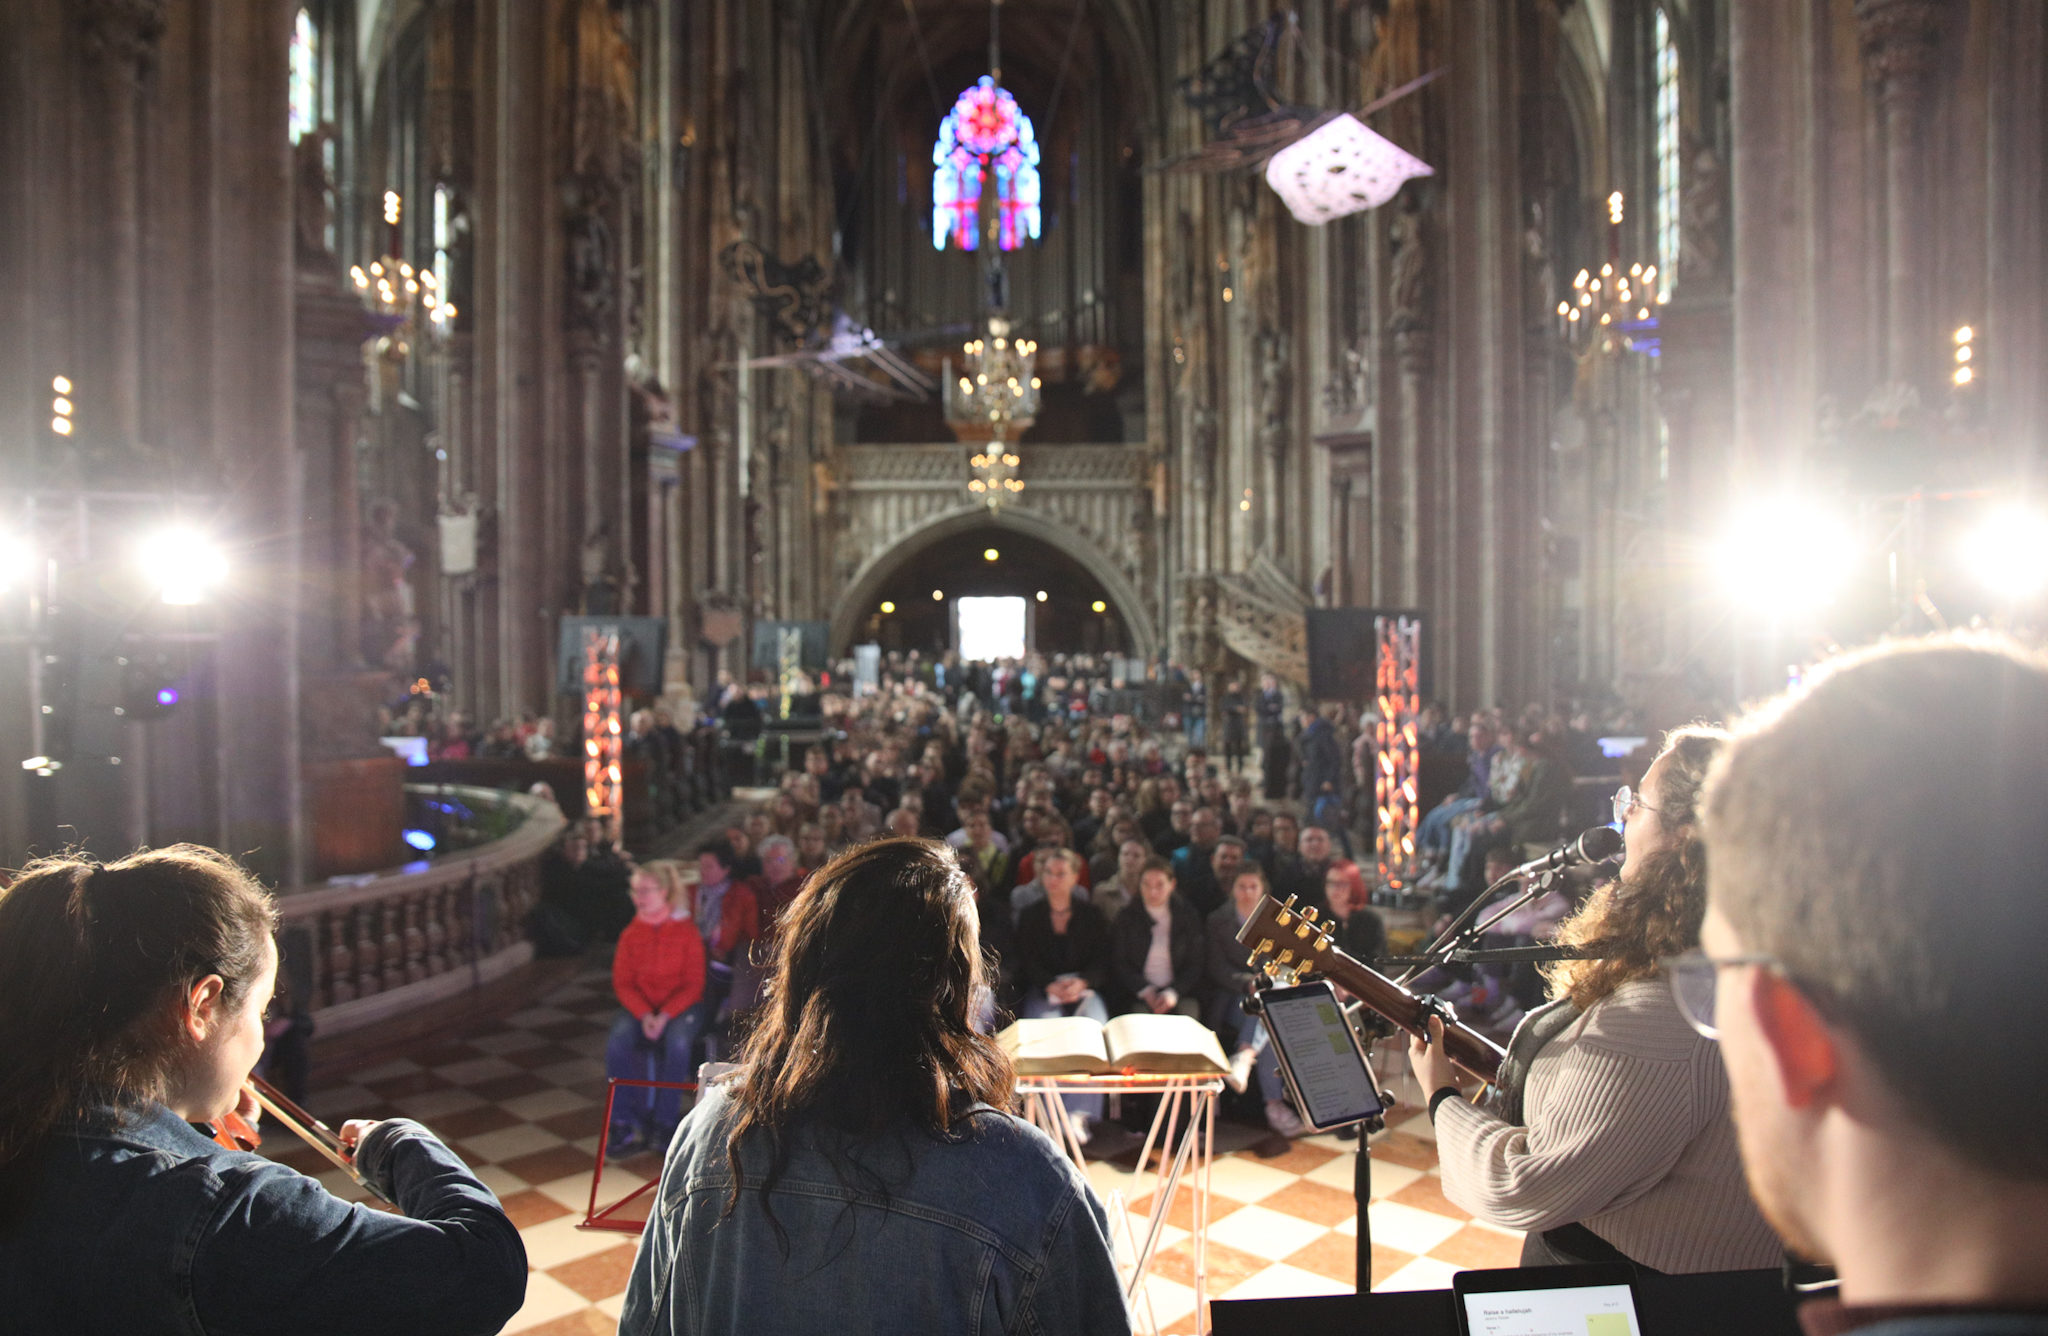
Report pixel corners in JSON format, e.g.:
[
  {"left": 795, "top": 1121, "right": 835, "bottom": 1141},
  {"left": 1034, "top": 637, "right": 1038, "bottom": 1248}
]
[
  {"left": 208, "top": 1073, "right": 394, "bottom": 1204},
  {"left": 1237, "top": 893, "right": 1507, "bottom": 1085}
]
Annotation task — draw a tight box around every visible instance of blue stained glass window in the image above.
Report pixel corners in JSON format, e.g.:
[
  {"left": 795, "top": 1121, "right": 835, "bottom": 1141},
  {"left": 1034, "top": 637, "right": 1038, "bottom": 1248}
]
[{"left": 932, "top": 77, "right": 1042, "bottom": 252}]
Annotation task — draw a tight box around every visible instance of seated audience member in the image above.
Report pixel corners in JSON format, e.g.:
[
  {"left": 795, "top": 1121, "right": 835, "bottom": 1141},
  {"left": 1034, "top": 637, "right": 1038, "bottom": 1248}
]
[
  {"left": 1262, "top": 811, "right": 1301, "bottom": 883},
  {"left": 1276, "top": 823, "right": 1336, "bottom": 910},
  {"left": 1699, "top": 638, "right": 2048, "bottom": 1331},
  {"left": 1109, "top": 858, "right": 1204, "bottom": 1018},
  {"left": 1320, "top": 859, "right": 1387, "bottom": 965},
  {"left": 1088, "top": 816, "right": 1143, "bottom": 885},
  {"left": 1014, "top": 817, "right": 1093, "bottom": 893},
  {"left": 955, "top": 807, "right": 1014, "bottom": 902},
  {"left": 1091, "top": 838, "right": 1148, "bottom": 923},
  {"left": 1204, "top": 867, "right": 1303, "bottom": 1137},
  {"left": 0, "top": 846, "right": 527, "bottom": 1334},
  {"left": 1442, "top": 729, "right": 1571, "bottom": 903},
  {"left": 1012, "top": 850, "right": 1115, "bottom": 1139},
  {"left": 884, "top": 806, "right": 921, "bottom": 839},
  {"left": 1419, "top": 719, "right": 1500, "bottom": 864},
  {"left": 621, "top": 838, "right": 1130, "bottom": 1334},
  {"left": 686, "top": 841, "right": 761, "bottom": 1056},
  {"left": 608, "top": 864, "right": 707, "bottom": 1157},
  {"left": 794, "top": 821, "right": 828, "bottom": 872},
  {"left": 753, "top": 834, "right": 806, "bottom": 936},
  {"left": 1409, "top": 726, "right": 1780, "bottom": 1273},
  {"left": 1011, "top": 843, "right": 1091, "bottom": 922}
]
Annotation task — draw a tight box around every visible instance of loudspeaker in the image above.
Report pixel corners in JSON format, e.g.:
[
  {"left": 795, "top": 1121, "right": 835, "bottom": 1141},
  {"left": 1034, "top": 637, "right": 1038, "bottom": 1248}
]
[{"left": 1305, "top": 608, "right": 1426, "bottom": 702}]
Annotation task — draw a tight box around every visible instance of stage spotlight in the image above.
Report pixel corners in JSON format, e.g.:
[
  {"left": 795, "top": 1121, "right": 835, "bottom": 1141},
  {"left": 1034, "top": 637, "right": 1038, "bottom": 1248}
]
[
  {"left": 0, "top": 532, "right": 32, "bottom": 593},
  {"left": 1961, "top": 505, "right": 2048, "bottom": 602},
  {"left": 1715, "top": 496, "right": 1856, "bottom": 618},
  {"left": 138, "top": 527, "right": 228, "bottom": 605}
]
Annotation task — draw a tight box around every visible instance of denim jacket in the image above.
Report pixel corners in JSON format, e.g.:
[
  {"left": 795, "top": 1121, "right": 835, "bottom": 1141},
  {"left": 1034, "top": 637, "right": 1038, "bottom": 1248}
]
[
  {"left": 0, "top": 1103, "right": 526, "bottom": 1335},
  {"left": 621, "top": 1084, "right": 1131, "bottom": 1335}
]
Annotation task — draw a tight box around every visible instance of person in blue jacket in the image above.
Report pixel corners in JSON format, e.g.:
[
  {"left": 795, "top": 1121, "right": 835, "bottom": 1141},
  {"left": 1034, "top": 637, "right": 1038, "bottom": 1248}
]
[{"left": 0, "top": 844, "right": 526, "bottom": 1336}]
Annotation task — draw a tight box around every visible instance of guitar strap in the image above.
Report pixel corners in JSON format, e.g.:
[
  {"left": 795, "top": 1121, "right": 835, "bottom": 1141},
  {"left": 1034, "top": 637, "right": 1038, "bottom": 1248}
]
[{"left": 1482, "top": 997, "right": 1579, "bottom": 1124}]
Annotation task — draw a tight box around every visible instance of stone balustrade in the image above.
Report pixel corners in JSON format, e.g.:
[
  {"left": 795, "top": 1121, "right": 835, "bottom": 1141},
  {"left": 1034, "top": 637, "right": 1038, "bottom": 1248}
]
[{"left": 277, "top": 784, "right": 566, "bottom": 1037}]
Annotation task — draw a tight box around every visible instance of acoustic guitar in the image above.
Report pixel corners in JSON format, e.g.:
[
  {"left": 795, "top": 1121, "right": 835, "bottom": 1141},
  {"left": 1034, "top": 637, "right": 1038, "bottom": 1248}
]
[{"left": 1235, "top": 894, "right": 1506, "bottom": 1085}]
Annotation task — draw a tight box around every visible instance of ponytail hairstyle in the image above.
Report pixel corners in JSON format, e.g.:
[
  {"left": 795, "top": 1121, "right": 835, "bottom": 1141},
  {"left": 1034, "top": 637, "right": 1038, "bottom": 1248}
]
[
  {"left": 1542, "top": 726, "right": 1727, "bottom": 1010},
  {"left": 0, "top": 845, "right": 277, "bottom": 1222}
]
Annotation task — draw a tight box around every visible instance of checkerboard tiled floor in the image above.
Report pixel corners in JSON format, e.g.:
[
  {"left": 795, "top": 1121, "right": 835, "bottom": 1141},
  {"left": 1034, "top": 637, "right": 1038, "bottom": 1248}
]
[{"left": 269, "top": 964, "right": 1520, "bottom": 1335}]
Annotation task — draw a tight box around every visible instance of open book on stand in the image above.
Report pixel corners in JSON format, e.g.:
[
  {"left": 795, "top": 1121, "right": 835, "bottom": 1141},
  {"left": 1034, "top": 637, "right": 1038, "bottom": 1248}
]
[{"left": 997, "top": 1013, "right": 1229, "bottom": 1076}]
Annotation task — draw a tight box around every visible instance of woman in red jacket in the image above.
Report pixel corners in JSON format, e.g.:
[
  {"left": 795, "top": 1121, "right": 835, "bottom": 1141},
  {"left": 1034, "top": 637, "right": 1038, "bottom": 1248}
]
[{"left": 607, "top": 864, "right": 706, "bottom": 1157}]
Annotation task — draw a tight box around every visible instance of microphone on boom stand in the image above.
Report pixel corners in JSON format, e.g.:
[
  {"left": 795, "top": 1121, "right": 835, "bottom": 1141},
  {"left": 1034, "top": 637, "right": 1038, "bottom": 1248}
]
[{"left": 1504, "top": 824, "right": 1623, "bottom": 879}]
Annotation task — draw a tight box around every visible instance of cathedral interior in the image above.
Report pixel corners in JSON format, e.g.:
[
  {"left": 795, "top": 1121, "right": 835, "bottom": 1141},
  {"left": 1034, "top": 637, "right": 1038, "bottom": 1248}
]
[{"left": 1, "top": 0, "right": 2044, "bottom": 1326}]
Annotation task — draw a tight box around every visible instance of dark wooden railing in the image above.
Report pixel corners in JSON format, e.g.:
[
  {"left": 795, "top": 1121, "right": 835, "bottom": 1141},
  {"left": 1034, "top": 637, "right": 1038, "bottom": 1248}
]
[{"left": 277, "top": 784, "right": 565, "bottom": 1036}]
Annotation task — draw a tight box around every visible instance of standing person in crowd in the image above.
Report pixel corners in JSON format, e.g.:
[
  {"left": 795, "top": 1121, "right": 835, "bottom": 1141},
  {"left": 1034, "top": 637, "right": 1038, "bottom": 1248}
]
[
  {"left": 1296, "top": 705, "right": 1345, "bottom": 835},
  {"left": 1255, "top": 674, "right": 1289, "bottom": 800},
  {"left": 622, "top": 838, "right": 1130, "bottom": 1335},
  {"left": 0, "top": 846, "right": 527, "bottom": 1334},
  {"left": 608, "top": 863, "right": 707, "bottom": 1158},
  {"left": 1699, "top": 638, "right": 2048, "bottom": 1333},
  {"left": 1109, "top": 858, "right": 1205, "bottom": 1018},
  {"left": 1408, "top": 726, "right": 1780, "bottom": 1272},
  {"left": 1220, "top": 678, "right": 1250, "bottom": 774}
]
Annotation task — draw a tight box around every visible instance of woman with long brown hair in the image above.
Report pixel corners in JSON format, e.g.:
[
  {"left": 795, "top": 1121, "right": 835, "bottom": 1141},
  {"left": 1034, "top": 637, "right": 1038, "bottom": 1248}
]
[
  {"left": 1408, "top": 726, "right": 1782, "bottom": 1273},
  {"left": 621, "top": 836, "right": 1129, "bottom": 1335},
  {"left": 0, "top": 845, "right": 525, "bottom": 1334}
]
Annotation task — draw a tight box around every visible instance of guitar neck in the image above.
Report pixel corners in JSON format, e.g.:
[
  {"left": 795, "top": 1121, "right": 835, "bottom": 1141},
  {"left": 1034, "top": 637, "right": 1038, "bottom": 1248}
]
[{"left": 1313, "top": 946, "right": 1506, "bottom": 1085}]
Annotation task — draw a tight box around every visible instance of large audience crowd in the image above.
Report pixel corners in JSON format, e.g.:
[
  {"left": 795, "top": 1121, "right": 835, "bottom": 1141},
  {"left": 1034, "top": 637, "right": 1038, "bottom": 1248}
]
[{"left": 559, "top": 650, "right": 1632, "bottom": 1154}]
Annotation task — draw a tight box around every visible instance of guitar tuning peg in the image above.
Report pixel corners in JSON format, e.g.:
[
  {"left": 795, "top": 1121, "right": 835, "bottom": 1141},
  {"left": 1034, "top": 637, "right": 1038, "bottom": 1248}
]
[{"left": 1303, "top": 907, "right": 1318, "bottom": 923}]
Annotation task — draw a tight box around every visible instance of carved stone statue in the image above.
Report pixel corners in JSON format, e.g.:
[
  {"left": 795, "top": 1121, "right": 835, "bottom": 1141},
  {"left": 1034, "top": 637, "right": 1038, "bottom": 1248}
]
[
  {"left": 566, "top": 197, "right": 614, "bottom": 335},
  {"left": 1678, "top": 136, "right": 1726, "bottom": 284},
  {"left": 1387, "top": 196, "right": 1429, "bottom": 335},
  {"left": 360, "top": 498, "right": 417, "bottom": 672},
  {"left": 292, "top": 127, "right": 335, "bottom": 266},
  {"left": 1523, "top": 200, "right": 1556, "bottom": 329},
  {"left": 1255, "top": 326, "right": 1291, "bottom": 457}
]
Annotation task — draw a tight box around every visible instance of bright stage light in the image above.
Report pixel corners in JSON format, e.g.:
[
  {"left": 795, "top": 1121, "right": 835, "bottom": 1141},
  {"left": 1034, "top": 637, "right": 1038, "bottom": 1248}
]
[
  {"left": 1961, "top": 505, "right": 2048, "bottom": 602},
  {"left": 138, "top": 527, "right": 229, "bottom": 605},
  {"left": 0, "top": 532, "right": 32, "bottom": 593},
  {"left": 1714, "top": 496, "right": 1857, "bottom": 617}
]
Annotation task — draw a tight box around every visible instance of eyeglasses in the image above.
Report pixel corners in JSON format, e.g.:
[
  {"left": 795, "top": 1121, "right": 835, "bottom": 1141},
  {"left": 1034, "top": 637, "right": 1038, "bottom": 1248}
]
[
  {"left": 1662, "top": 948, "right": 1786, "bottom": 1039},
  {"left": 1612, "top": 785, "right": 1661, "bottom": 826}
]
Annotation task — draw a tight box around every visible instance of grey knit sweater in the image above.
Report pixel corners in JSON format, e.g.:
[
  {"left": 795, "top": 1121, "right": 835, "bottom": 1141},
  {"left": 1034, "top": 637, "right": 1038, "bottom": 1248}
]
[{"left": 1433, "top": 978, "right": 1784, "bottom": 1273}]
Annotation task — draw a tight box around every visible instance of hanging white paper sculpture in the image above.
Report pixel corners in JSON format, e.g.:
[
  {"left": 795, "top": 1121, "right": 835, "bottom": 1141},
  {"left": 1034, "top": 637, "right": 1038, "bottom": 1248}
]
[{"left": 1264, "top": 113, "right": 1433, "bottom": 225}]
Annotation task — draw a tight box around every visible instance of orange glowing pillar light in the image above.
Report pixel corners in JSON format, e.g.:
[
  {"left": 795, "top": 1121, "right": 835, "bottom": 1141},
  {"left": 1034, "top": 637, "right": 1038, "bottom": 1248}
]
[
  {"left": 582, "top": 627, "right": 624, "bottom": 840},
  {"left": 1373, "top": 613, "right": 1423, "bottom": 889}
]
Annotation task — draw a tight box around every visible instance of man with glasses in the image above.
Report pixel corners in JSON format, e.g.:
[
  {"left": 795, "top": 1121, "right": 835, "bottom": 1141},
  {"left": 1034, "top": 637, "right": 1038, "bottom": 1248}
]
[{"left": 1695, "top": 638, "right": 2048, "bottom": 1332}]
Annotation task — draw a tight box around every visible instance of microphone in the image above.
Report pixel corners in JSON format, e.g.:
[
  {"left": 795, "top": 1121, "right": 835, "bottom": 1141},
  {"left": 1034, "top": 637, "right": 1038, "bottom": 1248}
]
[{"left": 1507, "top": 825, "right": 1622, "bottom": 879}]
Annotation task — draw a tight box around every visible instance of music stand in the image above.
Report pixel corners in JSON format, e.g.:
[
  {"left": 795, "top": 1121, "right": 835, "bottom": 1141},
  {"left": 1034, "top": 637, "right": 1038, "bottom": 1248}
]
[
  {"left": 1017, "top": 1072, "right": 1224, "bottom": 1336},
  {"left": 581, "top": 1077, "right": 695, "bottom": 1233}
]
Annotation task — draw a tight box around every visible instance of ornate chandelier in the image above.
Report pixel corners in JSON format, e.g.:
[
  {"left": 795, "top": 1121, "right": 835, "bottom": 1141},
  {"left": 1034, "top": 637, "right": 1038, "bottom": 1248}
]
[
  {"left": 349, "top": 190, "right": 450, "bottom": 361},
  {"left": 943, "top": 314, "right": 1038, "bottom": 509},
  {"left": 1557, "top": 191, "right": 1665, "bottom": 360}
]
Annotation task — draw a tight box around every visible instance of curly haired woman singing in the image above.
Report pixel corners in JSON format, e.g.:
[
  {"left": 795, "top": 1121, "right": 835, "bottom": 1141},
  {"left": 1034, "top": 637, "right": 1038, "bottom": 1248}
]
[{"left": 1408, "top": 727, "right": 1783, "bottom": 1272}]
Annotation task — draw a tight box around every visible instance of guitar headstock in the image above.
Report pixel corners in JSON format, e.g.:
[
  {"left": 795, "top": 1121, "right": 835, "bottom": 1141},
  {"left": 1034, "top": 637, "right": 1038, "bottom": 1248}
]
[{"left": 1237, "top": 893, "right": 1336, "bottom": 985}]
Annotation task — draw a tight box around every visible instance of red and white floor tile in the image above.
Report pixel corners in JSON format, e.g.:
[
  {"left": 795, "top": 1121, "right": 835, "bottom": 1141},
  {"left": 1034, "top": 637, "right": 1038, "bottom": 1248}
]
[{"left": 269, "top": 966, "right": 1519, "bottom": 1336}]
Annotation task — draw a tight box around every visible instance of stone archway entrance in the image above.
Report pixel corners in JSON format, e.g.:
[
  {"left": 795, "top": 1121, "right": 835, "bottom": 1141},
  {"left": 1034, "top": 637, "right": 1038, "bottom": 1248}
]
[{"left": 828, "top": 444, "right": 1159, "bottom": 657}]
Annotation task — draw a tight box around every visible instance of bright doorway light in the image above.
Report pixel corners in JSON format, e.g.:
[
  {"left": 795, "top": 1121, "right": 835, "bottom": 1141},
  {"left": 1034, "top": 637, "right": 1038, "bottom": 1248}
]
[{"left": 958, "top": 596, "right": 1026, "bottom": 662}]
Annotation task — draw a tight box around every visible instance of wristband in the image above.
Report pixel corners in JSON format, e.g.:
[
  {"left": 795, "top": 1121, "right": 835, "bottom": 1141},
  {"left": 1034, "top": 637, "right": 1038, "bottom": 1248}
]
[{"left": 1428, "top": 1085, "right": 1463, "bottom": 1121}]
